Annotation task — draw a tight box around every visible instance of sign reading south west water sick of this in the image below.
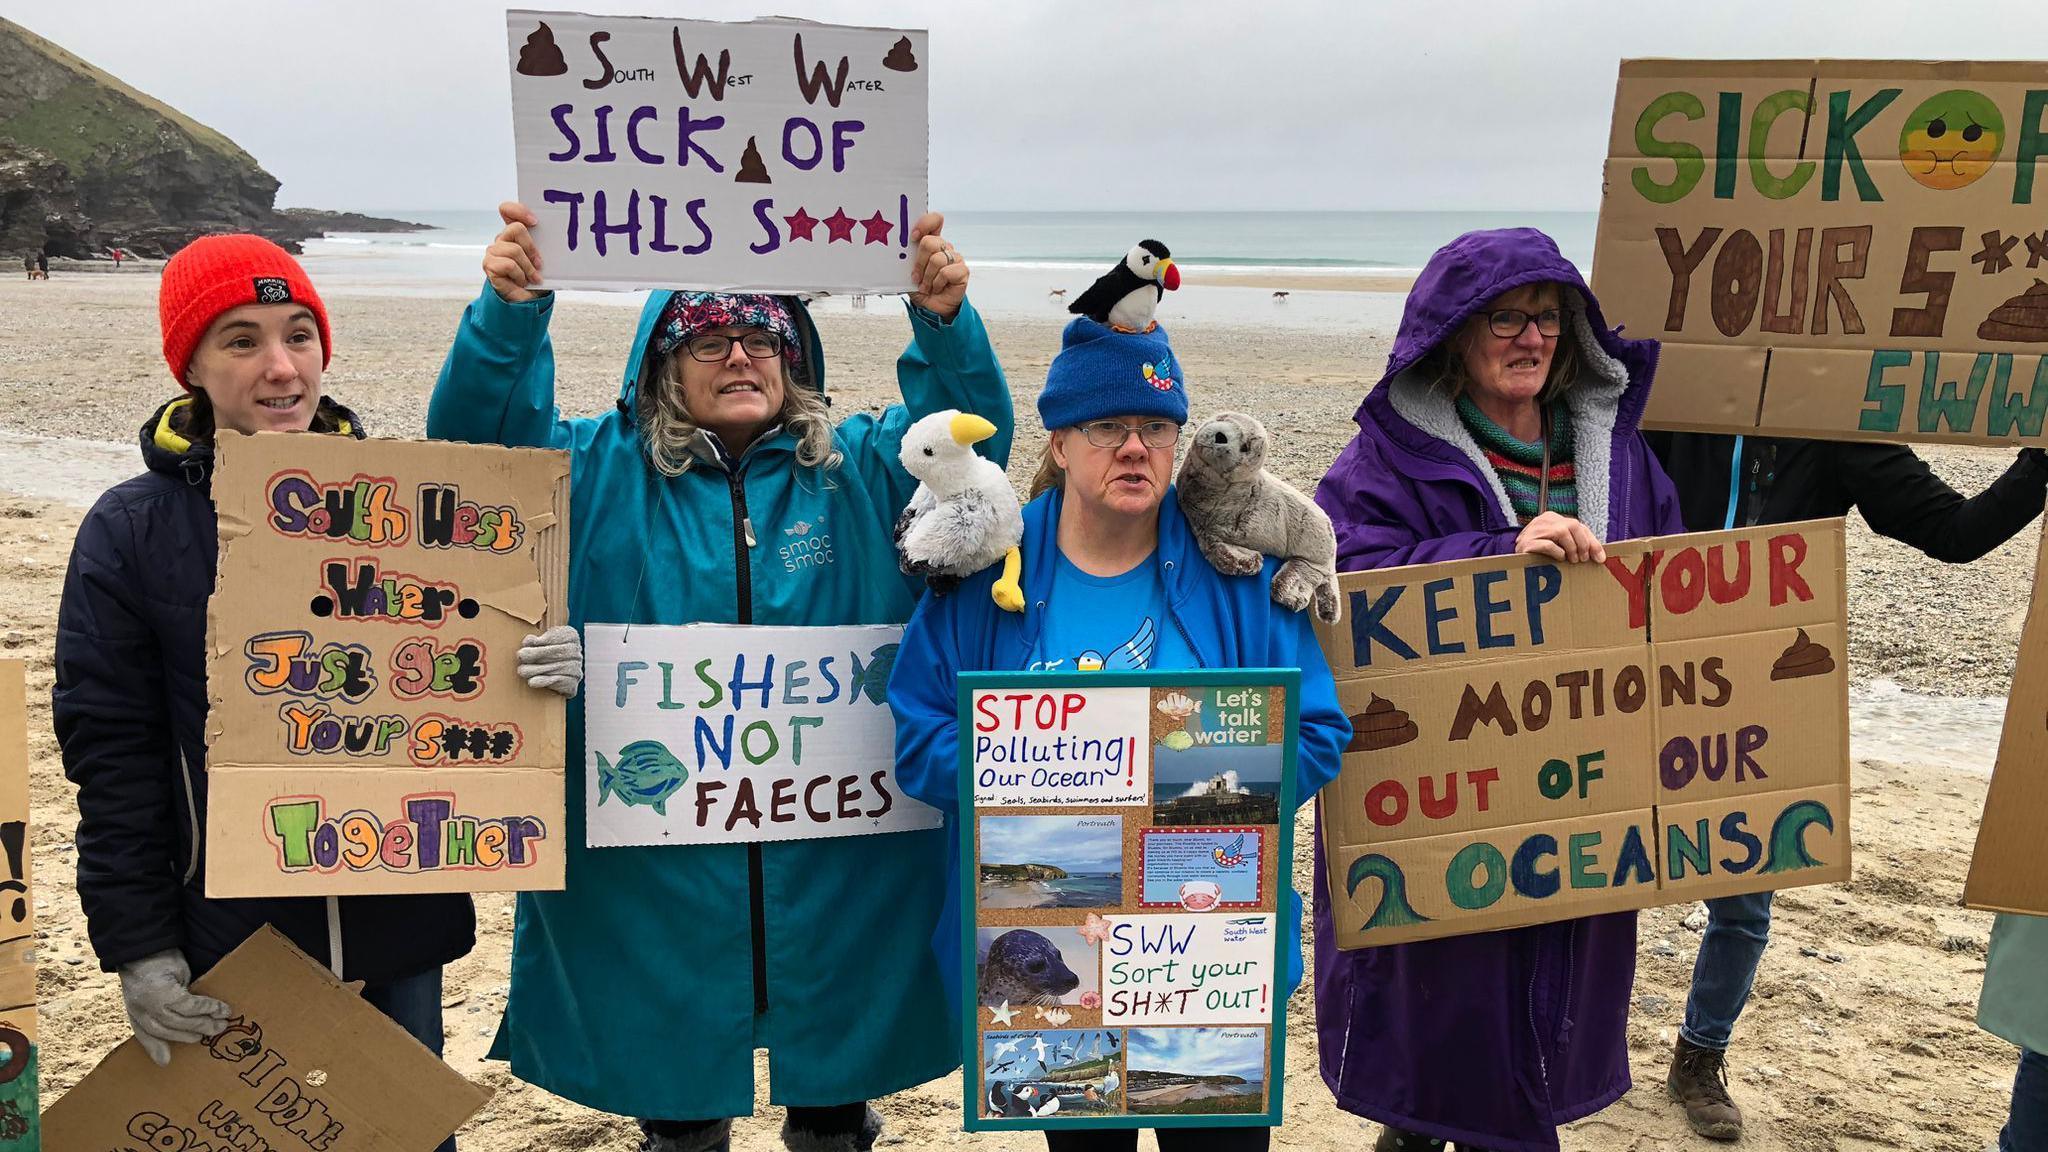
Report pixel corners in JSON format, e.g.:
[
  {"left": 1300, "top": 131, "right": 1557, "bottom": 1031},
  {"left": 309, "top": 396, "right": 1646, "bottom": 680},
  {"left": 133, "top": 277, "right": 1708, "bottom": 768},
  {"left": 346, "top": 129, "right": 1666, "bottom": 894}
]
[
  {"left": 1592, "top": 60, "right": 2048, "bottom": 446},
  {"left": 583, "top": 623, "right": 942, "bottom": 846},
  {"left": 505, "top": 10, "right": 929, "bottom": 294},
  {"left": 971, "top": 687, "right": 1153, "bottom": 807}
]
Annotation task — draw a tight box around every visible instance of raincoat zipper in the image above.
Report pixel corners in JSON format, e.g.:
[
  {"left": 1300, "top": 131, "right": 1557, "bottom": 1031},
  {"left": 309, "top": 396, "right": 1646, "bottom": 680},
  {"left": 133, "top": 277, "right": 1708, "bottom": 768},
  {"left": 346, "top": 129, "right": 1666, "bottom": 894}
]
[{"left": 726, "top": 468, "right": 769, "bottom": 1017}]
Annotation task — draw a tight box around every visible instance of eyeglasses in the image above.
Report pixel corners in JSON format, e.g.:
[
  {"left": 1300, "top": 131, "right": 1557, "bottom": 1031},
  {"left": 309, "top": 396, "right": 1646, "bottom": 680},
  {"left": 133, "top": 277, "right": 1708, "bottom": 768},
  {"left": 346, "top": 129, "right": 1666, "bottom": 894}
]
[
  {"left": 683, "top": 330, "right": 785, "bottom": 362},
  {"left": 1488, "top": 308, "right": 1563, "bottom": 339},
  {"left": 1077, "top": 419, "right": 1181, "bottom": 449}
]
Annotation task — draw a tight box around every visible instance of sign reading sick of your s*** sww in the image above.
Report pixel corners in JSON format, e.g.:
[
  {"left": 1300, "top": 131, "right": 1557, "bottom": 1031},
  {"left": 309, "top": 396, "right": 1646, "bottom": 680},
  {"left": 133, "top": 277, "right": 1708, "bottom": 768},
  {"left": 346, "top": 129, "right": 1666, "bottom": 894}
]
[
  {"left": 506, "top": 10, "right": 928, "bottom": 294},
  {"left": 1593, "top": 59, "right": 2048, "bottom": 446},
  {"left": 1314, "top": 521, "right": 1852, "bottom": 948},
  {"left": 583, "top": 623, "right": 942, "bottom": 846},
  {"left": 204, "top": 432, "right": 571, "bottom": 898}
]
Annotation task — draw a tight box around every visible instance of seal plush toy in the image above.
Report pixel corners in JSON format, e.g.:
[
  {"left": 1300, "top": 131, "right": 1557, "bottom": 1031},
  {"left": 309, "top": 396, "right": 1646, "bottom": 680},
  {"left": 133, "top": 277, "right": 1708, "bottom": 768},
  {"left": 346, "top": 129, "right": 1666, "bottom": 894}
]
[
  {"left": 1177, "top": 411, "right": 1341, "bottom": 624},
  {"left": 895, "top": 409, "right": 1025, "bottom": 612}
]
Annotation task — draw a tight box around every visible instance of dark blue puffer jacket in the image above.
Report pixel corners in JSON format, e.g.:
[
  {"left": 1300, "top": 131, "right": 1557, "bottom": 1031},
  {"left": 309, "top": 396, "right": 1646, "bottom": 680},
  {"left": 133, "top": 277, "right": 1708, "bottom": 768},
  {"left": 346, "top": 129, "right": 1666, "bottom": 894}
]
[{"left": 54, "top": 396, "right": 476, "bottom": 983}]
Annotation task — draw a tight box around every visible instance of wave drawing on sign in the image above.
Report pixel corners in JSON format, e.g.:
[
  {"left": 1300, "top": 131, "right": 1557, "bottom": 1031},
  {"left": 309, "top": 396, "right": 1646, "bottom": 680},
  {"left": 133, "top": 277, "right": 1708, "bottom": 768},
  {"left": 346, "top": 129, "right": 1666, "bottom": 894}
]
[
  {"left": 1346, "top": 854, "right": 1432, "bottom": 931},
  {"left": 596, "top": 740, "right": 691, "bottom": 815},
  {"left": 1761, "top": 799, "right": 1834, "bottom": 874}
]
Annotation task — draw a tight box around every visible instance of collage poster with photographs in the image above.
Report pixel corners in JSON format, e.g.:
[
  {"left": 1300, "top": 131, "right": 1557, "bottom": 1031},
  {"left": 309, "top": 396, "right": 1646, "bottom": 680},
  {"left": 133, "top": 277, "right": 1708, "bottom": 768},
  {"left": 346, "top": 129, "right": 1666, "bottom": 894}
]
[{"left": 958, "top": 670, "right": 1299, "bottom": 1131}]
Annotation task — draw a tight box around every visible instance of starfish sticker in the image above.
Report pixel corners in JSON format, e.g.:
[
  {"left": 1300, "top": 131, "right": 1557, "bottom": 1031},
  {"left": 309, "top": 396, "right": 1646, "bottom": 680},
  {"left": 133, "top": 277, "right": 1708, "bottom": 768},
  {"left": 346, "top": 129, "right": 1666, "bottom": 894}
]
[
  {"left": 860, "top": 211, "right": 893, "bottom": 245},
  {"left": 988, "top": 1000, "right": 1018, "bottom": 1026},
  {"left": 823, "top": 208, "right": 857, "bottom": 243},
  {"left": 1078, "top": 913, "right": 1111, "bottom": 946},
  {"left": 783, "top": 208, "right": 819, "bottom": 242}
]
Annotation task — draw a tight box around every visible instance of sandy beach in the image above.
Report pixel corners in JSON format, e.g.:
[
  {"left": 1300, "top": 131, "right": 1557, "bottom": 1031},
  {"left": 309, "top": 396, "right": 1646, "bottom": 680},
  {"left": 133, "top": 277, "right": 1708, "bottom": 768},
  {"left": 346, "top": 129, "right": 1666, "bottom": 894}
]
[{"left": 8, "top": 270, "right": 2041, "bottom": 1150}]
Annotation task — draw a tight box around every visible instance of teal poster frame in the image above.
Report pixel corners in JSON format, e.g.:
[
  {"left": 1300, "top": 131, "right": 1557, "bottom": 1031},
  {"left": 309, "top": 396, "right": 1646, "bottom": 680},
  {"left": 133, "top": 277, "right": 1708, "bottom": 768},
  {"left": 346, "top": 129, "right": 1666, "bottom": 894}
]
[{"left": 957, "top": 668, "right": 1300, "bottom": 1131}]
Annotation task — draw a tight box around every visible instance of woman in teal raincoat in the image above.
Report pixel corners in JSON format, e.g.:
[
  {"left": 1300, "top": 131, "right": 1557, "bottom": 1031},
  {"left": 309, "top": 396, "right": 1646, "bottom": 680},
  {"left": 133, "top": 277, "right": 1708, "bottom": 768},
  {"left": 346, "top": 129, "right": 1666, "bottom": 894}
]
[
  {"left": 1981, "top": 914, "right": 2048, "bottom": 1149},
  {"left": 429, "top": 202, "right": 1011, "bottom": 1152}
]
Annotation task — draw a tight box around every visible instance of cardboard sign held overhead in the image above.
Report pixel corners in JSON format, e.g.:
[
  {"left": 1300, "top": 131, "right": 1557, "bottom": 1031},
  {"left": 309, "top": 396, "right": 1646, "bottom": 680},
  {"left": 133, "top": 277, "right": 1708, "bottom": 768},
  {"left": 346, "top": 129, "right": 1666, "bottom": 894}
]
[
  {"left": 1592, "top": 60, "right": 2048, "bottom": 445},
  {"left": 42, "top": 926, "right": 490, "bottom": 1152},
  {"left": 0, "top": 663, "right": 34, "bottom": 1149},
  {"left": 582, "top": 623, "right": 942, "bottom": 846},
  {"left": 1315, "top": 521, "right": 1852, "bottom": 948},
  {"left": 506, "top": 10, "right": 929, "bottom": 294},
  {"left": 1966, "top": 520, "right": 2048, "bottom": 912},
  {"left": 204, "top": 432, "right": 570, "bottom": 897},
  {"left": 959, "top": 671, "right": 1299, "bottom": 1132}
]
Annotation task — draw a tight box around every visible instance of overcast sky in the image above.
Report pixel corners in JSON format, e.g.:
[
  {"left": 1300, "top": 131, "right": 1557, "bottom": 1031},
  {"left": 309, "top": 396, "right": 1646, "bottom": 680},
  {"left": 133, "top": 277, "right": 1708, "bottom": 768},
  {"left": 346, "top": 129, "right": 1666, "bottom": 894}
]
[{"left": 9, "top": 1, "right": 2048, "bottom": 214}]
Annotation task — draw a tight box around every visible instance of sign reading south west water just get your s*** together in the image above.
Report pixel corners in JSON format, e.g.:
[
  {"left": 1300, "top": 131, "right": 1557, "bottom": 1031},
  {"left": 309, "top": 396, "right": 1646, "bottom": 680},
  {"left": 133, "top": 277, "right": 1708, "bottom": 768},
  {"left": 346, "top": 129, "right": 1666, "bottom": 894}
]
[
  {"left": 1314, "top": 521, "right": 1852, "bottom": 948},
  {"left": 960, "top": 671, "right": 1299, "bottom": 1131},
  {"left": 203, "top": 432, "right": 571, "bottom": 898}
]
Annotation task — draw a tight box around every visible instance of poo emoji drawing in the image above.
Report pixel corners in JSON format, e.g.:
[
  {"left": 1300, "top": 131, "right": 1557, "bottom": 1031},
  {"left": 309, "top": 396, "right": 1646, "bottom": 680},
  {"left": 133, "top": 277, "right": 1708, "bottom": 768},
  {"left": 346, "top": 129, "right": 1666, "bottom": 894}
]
[{"left": 1899, "top": 89, "right": 2006, "bottom": 191}]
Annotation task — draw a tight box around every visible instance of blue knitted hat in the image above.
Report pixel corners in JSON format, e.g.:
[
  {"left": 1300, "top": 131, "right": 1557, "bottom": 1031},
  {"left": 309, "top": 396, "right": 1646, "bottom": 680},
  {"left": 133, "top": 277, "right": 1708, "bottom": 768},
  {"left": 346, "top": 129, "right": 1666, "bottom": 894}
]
[{"left": 1036, "top": 317, "right": 1189, "bottom": 429}]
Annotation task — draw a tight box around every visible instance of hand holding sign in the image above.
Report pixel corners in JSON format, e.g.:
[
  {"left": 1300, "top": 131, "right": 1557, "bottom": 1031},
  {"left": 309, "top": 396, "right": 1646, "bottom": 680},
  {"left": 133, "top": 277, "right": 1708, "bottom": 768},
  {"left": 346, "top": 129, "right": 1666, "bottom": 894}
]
[
  {"left": 486, "top": 201, "right": 545, "bottom": 303},
  {"left": 908, "top": 212, "right": 967, "bottom": 319},
  {"left": 1514, "top": 511, "right": 1606, "bottom": 564}
]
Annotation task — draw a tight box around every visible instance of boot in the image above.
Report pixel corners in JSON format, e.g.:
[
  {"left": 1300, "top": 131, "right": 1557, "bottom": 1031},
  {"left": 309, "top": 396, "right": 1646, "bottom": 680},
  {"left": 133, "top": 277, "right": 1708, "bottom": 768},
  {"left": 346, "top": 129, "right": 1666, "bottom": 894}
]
[
  {"left": 1373, "top": 1128, "right": 1447, "bottom": 1152},
  {"left": 637, "top": 1117, "right": 732, "bottom": 1152},
  {"left": 1667, "top": 1035, "right": 1744, "bottom": 1140},
  {"left": 781, "top": 1104, "right": 883, "bottom": 1152}
]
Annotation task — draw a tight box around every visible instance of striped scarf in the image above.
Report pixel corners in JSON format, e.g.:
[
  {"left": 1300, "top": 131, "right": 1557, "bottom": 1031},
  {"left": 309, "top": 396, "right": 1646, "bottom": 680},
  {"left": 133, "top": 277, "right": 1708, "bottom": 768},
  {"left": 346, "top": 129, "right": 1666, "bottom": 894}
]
[{"left": 1456, "top": 394, "right": 1577, "bottom": 523}]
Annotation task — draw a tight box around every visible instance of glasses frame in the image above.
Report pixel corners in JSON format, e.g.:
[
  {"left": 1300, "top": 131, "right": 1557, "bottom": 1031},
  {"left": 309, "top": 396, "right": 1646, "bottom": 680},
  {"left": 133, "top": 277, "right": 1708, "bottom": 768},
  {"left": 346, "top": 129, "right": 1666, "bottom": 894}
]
[
  {"left": 683, "top": 330, "right": 785, "bottom": 363},
  {"left": 1076, "top": 419, "right": 1182, "bottom": 450},
  {"left": 1487, "top": 308, "right": 1564, "bottom": 339}
]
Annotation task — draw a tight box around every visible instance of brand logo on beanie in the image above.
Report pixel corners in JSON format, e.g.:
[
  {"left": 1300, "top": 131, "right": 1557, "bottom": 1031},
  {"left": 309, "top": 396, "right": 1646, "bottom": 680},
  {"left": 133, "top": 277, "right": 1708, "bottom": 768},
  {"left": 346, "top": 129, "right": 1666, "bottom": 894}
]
[
  {"left": 252, "top": 277, "right": 292, "bottom": 304},
  {"left": 1142, "top": 355, "right": 1178, "bottom": 392}
]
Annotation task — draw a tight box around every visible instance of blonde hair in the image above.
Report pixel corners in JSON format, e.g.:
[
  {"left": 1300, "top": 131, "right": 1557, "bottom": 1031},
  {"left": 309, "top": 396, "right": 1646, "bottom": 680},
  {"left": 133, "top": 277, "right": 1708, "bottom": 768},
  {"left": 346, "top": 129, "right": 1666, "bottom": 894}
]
[
  {"left": 640, "top": 354, "right": 842, "bottom": 477},
  {"left": 1432, "top": 288, "right": 1584, "bottom": 407}
]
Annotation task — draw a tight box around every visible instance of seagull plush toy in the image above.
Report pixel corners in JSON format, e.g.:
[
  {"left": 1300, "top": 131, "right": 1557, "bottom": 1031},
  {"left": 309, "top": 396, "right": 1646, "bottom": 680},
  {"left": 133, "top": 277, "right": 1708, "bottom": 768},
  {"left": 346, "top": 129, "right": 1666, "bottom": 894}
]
[
  {"left": 895, "top": 409, "right": 1026, "bottom": 612},
  {"left": 1069, "top": 239, "right": 1180, "bottom": 332}
]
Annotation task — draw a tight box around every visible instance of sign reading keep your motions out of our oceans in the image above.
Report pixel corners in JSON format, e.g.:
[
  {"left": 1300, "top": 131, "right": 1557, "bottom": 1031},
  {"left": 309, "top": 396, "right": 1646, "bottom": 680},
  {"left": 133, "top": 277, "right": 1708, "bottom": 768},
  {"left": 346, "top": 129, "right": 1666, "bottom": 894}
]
[
  {"left": 1313, "top": 521, "right": 1852, "bottom": 948},
  {"left": 203, "top": 432, "right": 571, "bottom": 898},
  {"left": 505, "top": 10, "right": 928, "bottom": 294},
  {"left": 960, "top": 671, "right": 1299, "bottom": 1132},
  {"left": 1593, "top": 60, "right": 2048, "bottom": 445}
]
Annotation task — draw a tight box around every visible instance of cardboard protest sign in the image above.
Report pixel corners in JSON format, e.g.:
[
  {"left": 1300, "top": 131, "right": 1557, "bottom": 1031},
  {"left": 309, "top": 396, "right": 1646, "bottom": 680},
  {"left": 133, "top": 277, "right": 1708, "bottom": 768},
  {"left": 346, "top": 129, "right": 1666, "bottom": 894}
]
[
  {"left": 0, "top": 663, "right": 33, "bottom": 1149},
  {"left": 1592, "top": 60, "right": 2048, "bottom": 445},
  {"left": 1966, "top": 521, "right": 2048, "bottom": 912},
  {"left": 961, "top": 671, "right": 1297, "bottom": 1131},
  {"left": 583, "top": 623, "right": 941, "bottom": 845},
  {"left": 1315, "top": 521, "right": 1851, "bottom": 948},
  {"left": 203, "top": 432, "right": 570, "bottom": 897},
  {"left": 42, "top": 925, "right": 489, "bottom": 1151},
  {"left": 506, "top": 10, "right": 928, "bottom": 294}
]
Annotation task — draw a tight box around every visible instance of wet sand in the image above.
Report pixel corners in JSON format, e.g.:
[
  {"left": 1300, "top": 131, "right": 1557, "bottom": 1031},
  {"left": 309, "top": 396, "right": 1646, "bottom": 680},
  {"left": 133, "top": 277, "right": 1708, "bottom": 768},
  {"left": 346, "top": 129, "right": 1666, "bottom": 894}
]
[
  {"left": 6, "top": 272, "right": 2042, "bottom": 1150},
  {"left": 980, "top": 880, "right": 1058, "bottom": 910}
]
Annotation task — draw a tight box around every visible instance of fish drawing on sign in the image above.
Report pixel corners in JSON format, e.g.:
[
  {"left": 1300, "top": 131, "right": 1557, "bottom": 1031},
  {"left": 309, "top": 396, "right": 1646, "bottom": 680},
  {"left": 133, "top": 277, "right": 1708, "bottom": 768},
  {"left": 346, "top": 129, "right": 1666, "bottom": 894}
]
[
  {"left": 595, "top": 740, "right": 691, "bottom": 815},
  {"left": 856, "top": 643, "right": 899, "bottom": 705}
]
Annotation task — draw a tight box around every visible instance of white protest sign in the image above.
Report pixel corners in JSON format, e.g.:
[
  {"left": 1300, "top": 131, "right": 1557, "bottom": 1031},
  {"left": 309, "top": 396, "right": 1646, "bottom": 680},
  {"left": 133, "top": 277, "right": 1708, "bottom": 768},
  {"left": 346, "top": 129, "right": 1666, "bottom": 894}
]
[
  {"left": 506, "top": 10, "right": 929, "bottom": 294},
  {"left": 584, "top": 623, "right": 941, "bottom": 846},
  {"left": 1101, "top": 913, "right": 1277, "bottom": 1026},
  {"left": 969, "top": 686, "right": 1153, "bottom": 807}
]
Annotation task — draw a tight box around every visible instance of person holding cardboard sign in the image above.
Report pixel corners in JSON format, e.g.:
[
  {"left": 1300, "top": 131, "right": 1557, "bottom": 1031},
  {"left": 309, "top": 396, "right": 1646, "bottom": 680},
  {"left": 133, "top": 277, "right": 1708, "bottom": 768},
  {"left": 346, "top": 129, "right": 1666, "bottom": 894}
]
[
  {"left": 1311, "top": 228, "right": 1683, "bottom": 1152},
  {"left": 429, "top": 201, "right": 1007, "bottom": 1151},
  {"left": 889, "top": 317, "right": 1352, "bottom": 1150},
  {"left": 1643, "top": 432, "right": 2047, "bottom": 1139},
  {"left": 53, "top": 236, "right": 497, "bottom": 1149}
]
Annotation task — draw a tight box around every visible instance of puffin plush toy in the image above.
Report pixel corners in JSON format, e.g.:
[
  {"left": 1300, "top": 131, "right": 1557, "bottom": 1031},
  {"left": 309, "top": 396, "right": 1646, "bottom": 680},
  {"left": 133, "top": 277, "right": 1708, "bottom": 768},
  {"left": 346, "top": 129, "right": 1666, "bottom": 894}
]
[
  {"left": 895, "top": 409, "right": 1026, "bottom": 612},
  {"left": 1069, "top": 240, "right": 1180, "bottom": 332}
]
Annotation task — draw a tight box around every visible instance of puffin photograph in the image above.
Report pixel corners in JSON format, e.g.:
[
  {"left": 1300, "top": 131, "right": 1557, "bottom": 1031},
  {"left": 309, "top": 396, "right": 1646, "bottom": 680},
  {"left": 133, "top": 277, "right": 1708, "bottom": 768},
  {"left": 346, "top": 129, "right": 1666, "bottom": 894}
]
[{"left": 1069, "top": 239, "right": 1180, "bottom": 331}]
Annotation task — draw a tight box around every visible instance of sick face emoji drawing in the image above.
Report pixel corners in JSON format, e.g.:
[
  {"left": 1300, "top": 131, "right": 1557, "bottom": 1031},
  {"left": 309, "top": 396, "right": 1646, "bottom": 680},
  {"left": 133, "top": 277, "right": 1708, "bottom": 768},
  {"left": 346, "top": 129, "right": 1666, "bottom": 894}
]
[{"left": 1899, "top": 89, "right": 2005, "bottom": 190}]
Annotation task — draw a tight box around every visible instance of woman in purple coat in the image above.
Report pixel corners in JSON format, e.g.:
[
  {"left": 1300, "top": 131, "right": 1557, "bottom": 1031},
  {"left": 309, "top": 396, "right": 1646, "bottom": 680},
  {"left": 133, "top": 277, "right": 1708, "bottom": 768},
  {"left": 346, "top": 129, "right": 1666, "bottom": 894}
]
[{"left": 1311, "top": 228, "right": 1682, "bottom": 1152}]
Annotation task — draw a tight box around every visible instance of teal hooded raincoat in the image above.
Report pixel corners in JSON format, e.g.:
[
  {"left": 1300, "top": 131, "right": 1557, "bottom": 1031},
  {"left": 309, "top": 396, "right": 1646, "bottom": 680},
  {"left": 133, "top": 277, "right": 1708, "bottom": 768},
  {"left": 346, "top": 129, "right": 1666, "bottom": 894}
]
[{"left": 428, "top": 283, "right": 1012, "bottom": 1119}]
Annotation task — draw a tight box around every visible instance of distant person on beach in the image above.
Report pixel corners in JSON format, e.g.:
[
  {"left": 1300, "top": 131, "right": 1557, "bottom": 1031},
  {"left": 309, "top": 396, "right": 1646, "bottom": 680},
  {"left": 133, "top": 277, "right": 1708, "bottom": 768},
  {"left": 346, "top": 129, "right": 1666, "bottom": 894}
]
[
  {"left": 430, "top": 200, "right": 1006, "bottom": 1152},
  {"left": 1646, "top": 430, "right": 2048, "bottom": 1140},
  {"left": 35, "top": 249, "right": 48, "bottom": 279},
  {"left": 1312, "top": 227, "right": 1682, "bottom": 1152},
  {"left": 51, "top": 235, "right": 550, "bottom": 1152},
  {"left": 890, "top": 315, "right": 1350, "bottom": 1152}
]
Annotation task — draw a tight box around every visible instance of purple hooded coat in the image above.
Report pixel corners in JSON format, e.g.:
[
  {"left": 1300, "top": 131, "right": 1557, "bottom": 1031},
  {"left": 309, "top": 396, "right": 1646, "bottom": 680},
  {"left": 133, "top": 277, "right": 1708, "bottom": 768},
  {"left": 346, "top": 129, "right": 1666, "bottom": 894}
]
[{"left": 1311, "top": 229, "right": 1682, "bottom": 1151}]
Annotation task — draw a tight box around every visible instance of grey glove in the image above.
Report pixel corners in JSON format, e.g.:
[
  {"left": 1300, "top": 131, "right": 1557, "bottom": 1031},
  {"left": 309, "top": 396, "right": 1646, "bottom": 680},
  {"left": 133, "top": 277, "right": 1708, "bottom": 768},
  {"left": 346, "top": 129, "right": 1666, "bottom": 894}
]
[
  {"left": 519, "top": 625, "right": 583, "bottom": 697},
  {"left": 119, "top": 948, "right": 231, "bottom": 1066}
]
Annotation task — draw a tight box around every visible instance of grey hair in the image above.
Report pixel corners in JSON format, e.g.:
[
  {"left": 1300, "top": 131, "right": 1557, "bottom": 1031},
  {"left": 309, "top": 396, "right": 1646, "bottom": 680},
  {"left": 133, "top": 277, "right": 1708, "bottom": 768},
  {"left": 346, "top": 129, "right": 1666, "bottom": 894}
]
[
  {"left": 640, "top": 353, "right": 843, "bottom": 477},
  {"left": 1429, "top": 282, "right": 1584, "bottom": 407}
]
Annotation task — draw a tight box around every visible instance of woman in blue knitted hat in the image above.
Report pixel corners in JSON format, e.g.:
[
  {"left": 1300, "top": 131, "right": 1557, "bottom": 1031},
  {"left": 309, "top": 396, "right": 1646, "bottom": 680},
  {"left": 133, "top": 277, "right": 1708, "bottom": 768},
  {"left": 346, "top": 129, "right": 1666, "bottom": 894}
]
[
  {"left": 889, "top": 316, "right": 1352, "bottom": 1152},
  {"left": 429, "top": 202, "right": 1011, "bottom": 1152}
]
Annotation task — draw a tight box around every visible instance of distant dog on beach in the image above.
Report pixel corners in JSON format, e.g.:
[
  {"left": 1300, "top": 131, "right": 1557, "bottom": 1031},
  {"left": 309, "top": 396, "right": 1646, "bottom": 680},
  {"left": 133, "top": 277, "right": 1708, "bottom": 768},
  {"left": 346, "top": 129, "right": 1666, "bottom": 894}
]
[{"left": 1272, "top": 290, "right": 1289, "bottom": 301}]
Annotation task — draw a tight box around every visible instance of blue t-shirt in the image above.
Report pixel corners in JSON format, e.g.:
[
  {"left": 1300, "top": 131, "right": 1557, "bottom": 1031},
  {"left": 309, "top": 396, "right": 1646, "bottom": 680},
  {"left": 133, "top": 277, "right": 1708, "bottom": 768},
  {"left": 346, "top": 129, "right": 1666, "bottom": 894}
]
[{"left": 1027, "top": 550, "right": 1196, "bottom": 672}]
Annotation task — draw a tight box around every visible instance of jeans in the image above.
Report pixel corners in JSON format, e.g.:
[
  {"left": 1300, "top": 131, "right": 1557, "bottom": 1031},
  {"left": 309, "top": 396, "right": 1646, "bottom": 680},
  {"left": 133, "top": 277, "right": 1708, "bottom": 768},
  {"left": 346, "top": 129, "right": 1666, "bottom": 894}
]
[
  {"left": 1679, "top": 889, "right": 1773, "bottom": 1050},
  {"left": 2003, "top": 1049, "right": 2048, "bottom": 1152},
  {"left": 1045, "top": 1127, "right": 1271, "bottom": 1152},
  {"left": 362, "top": 968, "right": 455, "bottom": 1152}
]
